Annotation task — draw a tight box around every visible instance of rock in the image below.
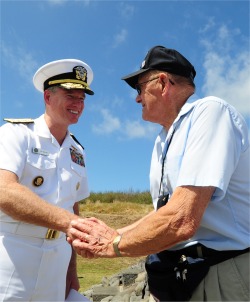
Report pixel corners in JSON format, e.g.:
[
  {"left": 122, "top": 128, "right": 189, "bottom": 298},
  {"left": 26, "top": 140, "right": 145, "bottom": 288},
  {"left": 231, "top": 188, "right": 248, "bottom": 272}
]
[{"left": 82, "top": 260, "right": 148, "bottom": 302}]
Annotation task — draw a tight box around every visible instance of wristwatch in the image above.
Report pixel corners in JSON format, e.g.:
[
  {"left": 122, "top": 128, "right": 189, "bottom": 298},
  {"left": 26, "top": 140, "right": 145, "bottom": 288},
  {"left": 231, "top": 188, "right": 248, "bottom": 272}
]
[{"left": 113, "top": 235, "right": 122, "bottom": 257}]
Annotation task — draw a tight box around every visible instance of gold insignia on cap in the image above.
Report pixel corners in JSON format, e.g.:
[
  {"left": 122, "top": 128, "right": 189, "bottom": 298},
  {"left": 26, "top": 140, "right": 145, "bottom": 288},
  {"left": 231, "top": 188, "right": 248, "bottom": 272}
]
[
  {"left": 33, "top": 176, "right": 44, "bottom": 187},
  {"left": 74, "top": 66, "right": 87, "bottom": 82}
]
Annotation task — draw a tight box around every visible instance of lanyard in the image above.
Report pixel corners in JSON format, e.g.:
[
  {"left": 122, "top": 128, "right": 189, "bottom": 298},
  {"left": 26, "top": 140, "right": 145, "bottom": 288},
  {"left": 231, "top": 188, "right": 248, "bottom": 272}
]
[{"left": 158, "top": 128, "right": 176, "bottom": 196}]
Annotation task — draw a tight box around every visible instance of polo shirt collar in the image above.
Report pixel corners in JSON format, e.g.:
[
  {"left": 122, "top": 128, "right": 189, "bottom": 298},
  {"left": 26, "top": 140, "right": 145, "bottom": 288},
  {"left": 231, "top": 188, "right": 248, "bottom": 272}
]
[{"left": 179, "top": 93, "right": 200, "bottom": 117}]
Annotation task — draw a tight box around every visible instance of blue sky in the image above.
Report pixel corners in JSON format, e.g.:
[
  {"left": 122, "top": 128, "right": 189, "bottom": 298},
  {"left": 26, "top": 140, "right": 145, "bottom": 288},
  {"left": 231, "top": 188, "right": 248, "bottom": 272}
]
[{"left": 1, "top": 0, "right": 249, "bottom": 193}]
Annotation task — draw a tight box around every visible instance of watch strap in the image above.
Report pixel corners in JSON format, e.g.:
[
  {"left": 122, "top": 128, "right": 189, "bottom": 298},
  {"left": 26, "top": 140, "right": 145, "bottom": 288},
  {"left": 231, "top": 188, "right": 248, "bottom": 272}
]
[{"left": 113, "top": 235, "right": 122, "bottom": 257}]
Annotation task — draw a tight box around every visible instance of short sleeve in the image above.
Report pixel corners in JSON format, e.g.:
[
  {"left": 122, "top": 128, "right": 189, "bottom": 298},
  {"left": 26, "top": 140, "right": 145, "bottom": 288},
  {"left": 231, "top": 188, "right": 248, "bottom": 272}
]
[
  {"left": 0, "top": 123, "right": 28, "bottom": 178},
  {"left": 176, "top": 98, "right": 244, "bottom": 198}
]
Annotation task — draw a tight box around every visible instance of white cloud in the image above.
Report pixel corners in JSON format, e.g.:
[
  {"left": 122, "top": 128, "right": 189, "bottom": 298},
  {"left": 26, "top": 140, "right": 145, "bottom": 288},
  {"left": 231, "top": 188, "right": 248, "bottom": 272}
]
[
  {"left": 118, "top": 2, "right": 135, "bottom": 19},
  {"left": 1, "top": 41, "right": 38, "bottom": 84},
  {"left": 92, "top": 108, "right": 121, "bottom": 134},
  {"left": 200, "top": 24, "right": 250, "bottom": 115},
  {"left": 92, "top": 108, "right": 159, "bottom": 140},
  {"left": 123, "top": 120, "right": 159, "bottom": 139},
  {"left": 199, "top": 17, "right": 215, "bottom": 34},
  {"left": 112, "top": 29, "right": 128, "bottom": 48}
]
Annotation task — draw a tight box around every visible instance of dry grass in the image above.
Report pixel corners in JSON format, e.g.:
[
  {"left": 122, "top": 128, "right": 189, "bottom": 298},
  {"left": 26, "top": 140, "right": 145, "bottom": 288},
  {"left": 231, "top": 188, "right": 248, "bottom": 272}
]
[
  {"left": 77, "top": 200, "right": 153, "bottom": 291},
  {"left": 79, "top": 201, "right": 153, "bottom": 228}
]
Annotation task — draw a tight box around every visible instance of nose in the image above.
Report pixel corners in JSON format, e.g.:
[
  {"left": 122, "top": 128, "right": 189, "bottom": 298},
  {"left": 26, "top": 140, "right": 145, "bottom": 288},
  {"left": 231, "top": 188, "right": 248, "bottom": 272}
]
[{"left": 136, "top": 94, "right": 142, "bottom": 103}]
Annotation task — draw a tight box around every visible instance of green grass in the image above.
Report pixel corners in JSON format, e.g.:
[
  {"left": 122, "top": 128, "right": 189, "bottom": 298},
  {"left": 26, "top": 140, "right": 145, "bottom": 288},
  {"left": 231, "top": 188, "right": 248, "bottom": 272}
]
[
  {"left": 77, "top": 257, "right": 145, "bottom": 292},
  {"left": 82, "top": 190, "right": 152, "bottom": 205}
]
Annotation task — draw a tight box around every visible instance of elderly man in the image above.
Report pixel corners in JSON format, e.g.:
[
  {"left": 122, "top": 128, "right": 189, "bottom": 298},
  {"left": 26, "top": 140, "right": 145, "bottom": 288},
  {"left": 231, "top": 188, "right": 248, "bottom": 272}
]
[
  {"left": 69, "top": 46, "right": 250, "bottom": 301},
  {"left": 0, "top": 59, "right": 94, "bottom": 301}
]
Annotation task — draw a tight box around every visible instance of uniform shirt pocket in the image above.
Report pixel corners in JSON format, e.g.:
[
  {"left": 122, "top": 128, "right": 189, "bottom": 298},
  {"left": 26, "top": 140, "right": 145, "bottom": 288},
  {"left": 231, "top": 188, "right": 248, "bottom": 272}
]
[
  {"left": 21, "top": 152, "right": 57, "bottom": 191},
  {"left": 27, "top": 152, "right": 56, "bottom": 170},
  {"left": 70, "top": 162, "right": 86, "bottom": 177},
  {"left": 70, "top": 162, "right": 87, "bottom": 196}
]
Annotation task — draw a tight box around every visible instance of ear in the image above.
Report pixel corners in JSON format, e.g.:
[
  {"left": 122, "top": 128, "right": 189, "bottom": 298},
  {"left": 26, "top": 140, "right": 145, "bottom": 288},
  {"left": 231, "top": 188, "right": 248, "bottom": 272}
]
[
  {"left": 159, "top": 73, "right": 167, "bottom": 94},
  {"left": 44, "top": 89, "right": 51, "bottom": 105}
]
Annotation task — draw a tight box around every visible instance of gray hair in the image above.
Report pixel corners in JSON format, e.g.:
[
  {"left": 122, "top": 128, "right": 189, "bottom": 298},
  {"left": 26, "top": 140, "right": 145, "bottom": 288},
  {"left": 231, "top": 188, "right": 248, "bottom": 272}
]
[{"left": 148, "top": 70, "right": 195, "bottom": 89}]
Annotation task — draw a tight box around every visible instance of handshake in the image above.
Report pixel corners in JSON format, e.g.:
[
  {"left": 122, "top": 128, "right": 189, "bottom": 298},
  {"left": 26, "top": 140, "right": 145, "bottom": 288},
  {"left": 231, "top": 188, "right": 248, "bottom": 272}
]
[{"left": 67, "top": 217, "right": 121, "bottom": 258}]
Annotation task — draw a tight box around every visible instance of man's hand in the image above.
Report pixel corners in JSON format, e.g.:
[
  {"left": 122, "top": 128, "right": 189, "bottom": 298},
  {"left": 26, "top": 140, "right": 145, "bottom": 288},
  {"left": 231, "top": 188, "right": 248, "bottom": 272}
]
[{"left": 67, "top": 218, "right": 119, "bottom": 258}]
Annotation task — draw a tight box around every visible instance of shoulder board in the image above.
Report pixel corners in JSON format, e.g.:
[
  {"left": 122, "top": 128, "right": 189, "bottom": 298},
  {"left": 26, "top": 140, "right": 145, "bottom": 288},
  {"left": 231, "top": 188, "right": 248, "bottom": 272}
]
[
  {"left": 3, "top": 118, "right": 34, "bottom": 124},
  {"left": 70, "top": 133, "right": 84, "bottom": 150}
]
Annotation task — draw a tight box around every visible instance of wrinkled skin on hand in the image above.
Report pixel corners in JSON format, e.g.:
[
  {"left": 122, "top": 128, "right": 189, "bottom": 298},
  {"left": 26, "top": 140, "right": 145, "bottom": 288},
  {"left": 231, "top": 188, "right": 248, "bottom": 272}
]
[{"left": 67, "top": 218, "right": 119, "bottom": 258}]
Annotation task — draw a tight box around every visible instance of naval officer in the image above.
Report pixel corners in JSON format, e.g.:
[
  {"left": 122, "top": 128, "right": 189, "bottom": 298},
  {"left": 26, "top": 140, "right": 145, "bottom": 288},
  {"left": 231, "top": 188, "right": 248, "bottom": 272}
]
[{"left": 0, "top": 58, "right": 94, "bottom": 301}]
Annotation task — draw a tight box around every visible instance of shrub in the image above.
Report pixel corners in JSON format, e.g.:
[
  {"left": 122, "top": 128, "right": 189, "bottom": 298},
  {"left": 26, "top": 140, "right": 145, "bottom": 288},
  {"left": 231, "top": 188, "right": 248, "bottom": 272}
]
[{"left": 80, "top": 190, "right": 152, "bottom": 205}]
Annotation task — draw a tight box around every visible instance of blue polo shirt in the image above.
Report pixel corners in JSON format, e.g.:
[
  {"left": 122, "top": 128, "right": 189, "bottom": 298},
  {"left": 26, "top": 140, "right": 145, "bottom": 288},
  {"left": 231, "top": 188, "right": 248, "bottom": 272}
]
[{"left": 150, "top": 95, "right": 250, "bottom": 251}]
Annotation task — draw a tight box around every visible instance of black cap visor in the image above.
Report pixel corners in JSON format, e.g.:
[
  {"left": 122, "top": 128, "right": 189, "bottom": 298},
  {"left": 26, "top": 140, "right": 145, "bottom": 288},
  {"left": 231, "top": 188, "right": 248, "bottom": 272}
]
[{"left": 121, "top": 68, "right": 151, "bottom": 89}]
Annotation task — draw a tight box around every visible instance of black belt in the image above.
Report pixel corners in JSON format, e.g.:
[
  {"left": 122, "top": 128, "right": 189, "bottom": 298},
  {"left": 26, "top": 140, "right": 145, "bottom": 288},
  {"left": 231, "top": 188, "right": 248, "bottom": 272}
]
[{"left": 165, "top": 244, "right": 250, "bottom": 266}]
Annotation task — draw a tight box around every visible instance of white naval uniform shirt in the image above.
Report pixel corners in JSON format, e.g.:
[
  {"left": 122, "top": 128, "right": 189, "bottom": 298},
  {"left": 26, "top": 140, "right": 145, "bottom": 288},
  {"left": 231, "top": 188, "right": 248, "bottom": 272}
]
[
  {"left": 150, "top": 95, "right": 250, "bottom": 251},
  {"left": 0, "top": 114, "right": 89, "bottom": 301},
  {"left": 0, "top": 114, "right": 89, "bottom": 218}
]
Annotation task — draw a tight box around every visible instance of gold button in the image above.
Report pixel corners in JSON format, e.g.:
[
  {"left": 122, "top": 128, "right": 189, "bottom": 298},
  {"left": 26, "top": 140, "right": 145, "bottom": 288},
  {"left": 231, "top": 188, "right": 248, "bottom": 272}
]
[{"left": 33, "top": 176, "right": 44, "bottom": 187}]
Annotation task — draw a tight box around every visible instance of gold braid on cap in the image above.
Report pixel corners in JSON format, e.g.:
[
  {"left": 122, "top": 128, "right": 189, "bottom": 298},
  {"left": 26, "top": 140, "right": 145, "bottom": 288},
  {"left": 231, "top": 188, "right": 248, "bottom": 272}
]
[{"left": 48, "top": 79, "right": 88, "bottom": 87}]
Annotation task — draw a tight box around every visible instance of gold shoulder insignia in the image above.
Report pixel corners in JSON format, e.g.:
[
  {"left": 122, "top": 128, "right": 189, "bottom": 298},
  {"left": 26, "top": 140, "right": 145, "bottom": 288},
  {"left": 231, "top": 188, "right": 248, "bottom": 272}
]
[
  {"left": 70, "top": 133, "right": 84, "bottom": 150},
  {"left": 3, "top": 118, "right": 34, "bottom": 124}
]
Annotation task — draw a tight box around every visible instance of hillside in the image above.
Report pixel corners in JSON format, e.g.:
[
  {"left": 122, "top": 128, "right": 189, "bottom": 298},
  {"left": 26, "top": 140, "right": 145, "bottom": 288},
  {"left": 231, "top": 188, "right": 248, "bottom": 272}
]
[{"left": 77, "top": 192, "right": 153, "bottom": 291}]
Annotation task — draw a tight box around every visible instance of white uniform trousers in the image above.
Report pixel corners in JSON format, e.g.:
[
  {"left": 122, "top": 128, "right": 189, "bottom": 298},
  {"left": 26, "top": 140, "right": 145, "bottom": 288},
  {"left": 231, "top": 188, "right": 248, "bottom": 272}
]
[{"left": 0, "top": 232, "right": 71, "bottom": 301}]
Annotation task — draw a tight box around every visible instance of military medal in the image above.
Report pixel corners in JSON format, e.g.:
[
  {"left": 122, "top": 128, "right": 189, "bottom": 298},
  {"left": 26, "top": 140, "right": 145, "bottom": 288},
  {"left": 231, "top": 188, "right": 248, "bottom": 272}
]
[{"left": 70, "top": 148, "right": 85, "bottom": 167}]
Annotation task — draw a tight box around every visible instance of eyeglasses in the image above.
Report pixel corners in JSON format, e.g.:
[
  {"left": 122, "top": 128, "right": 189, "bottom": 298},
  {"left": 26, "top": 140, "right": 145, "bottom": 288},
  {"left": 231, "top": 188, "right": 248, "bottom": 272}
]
[
  {"left": 135, "top": 77, "right": 175, "bottom": 95},
  {"left": 135, "top": 77, "right": 159, "bottom": 95}
]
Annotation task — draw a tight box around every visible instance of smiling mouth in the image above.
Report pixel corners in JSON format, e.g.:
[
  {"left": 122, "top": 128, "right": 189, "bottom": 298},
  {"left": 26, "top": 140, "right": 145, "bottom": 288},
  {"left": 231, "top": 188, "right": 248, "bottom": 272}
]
[{"left": 69, "top": 110, "right": 79, "bottom": 115}]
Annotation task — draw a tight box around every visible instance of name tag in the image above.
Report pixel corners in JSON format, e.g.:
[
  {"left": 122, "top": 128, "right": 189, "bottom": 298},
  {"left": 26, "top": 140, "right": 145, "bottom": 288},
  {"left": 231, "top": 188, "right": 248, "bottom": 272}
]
[{"left": 32, "top": 147, "right": 49, "bottom": 156}]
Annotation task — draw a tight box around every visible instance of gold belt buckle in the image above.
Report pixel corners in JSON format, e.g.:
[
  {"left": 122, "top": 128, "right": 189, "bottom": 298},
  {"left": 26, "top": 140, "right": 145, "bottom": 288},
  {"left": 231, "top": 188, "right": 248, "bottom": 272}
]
[{"left": 45, "top": 229, "right": 60, "bottom": 240}]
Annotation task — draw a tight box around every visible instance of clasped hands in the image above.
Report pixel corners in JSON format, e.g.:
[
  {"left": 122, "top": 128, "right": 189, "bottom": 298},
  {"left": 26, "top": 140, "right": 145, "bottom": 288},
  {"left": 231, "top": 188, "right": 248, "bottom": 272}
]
[{"left": 67, "top": 217, "right": 119, "bottom": 258}]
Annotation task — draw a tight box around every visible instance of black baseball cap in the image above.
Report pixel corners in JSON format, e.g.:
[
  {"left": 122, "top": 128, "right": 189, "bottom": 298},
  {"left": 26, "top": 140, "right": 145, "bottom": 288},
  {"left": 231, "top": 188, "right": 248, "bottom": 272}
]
[{"left": 122, "top": 45, "right": 196, "bottom": 89}]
